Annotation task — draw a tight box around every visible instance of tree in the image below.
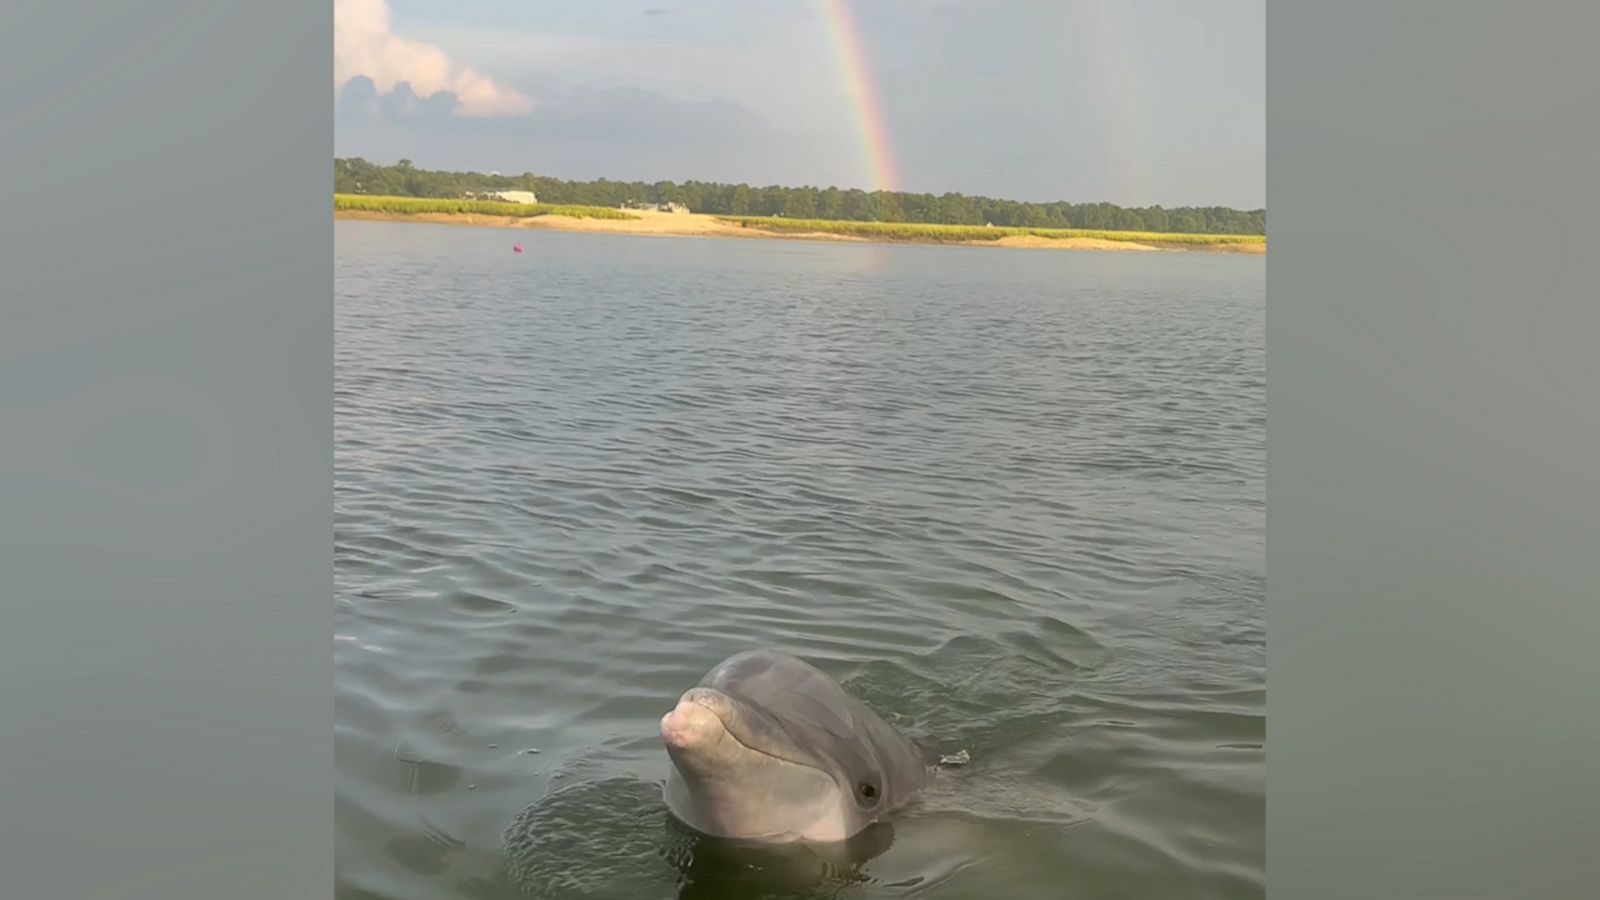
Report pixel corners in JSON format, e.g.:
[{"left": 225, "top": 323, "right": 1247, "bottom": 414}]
[
  {"left": 654, "top": 181, "right": 684, "bottom": 205},
  {"left": 818, "top": 187, "right": 844, "bottom": 220},
  {"left": 781, "top": 188, "right": 817, "bottom": 219},
  {"left": 330, "top": 157, "right": 1266, "bottom": 235},
  {"left": 1015, "top": 204, "right": 1048, "bottom": 228},
  {"left": 870, "top": 191, "right": 903, "bottom": 222},
  {"left": 841, "top": 189, "right": 871, "bottom": 220}
]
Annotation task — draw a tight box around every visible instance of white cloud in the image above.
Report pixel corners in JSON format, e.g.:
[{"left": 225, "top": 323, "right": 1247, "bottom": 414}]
[
  {"left": 334, "top": 0, "right": 534, "bottom": 117},
  {"left": 403, "top": 25, "right": 850, "bottom": 134}
]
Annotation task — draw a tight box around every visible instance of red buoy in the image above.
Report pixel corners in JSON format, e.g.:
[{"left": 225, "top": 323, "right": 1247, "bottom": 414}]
[{"left": 513, "top": 243, "right": 523, "bottom": 254}]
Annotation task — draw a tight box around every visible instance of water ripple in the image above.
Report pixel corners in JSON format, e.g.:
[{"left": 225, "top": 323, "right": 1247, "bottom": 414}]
[{"left": 336, "top": 223, "right": 1263, "bottom": 900}]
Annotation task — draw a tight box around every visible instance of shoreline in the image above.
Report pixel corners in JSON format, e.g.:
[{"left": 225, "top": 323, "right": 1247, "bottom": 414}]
[{"left": 334, "top": 208, "right": 1266, "bottom": 255}]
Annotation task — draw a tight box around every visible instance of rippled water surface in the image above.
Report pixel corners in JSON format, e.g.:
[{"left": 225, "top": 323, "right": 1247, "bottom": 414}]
[{"left": 335, "top": 221, "right": 1265, "bottom": 900}]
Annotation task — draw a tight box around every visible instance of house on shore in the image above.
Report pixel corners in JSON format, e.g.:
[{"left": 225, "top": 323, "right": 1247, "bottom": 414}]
[
  {"left": 465, "top": 189, "right": 538, "bottom": 204},
  {"left": 619, "top": 199, "right": 691, "bottom": 214}
]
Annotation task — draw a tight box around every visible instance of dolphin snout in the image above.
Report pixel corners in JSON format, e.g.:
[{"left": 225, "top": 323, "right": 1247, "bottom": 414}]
[{"left": 660, "top": 689, "right": 734, "bottom": 750}]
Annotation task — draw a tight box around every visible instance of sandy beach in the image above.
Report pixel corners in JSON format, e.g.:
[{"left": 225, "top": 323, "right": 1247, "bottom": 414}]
[{"left": 334, "top": 208, "right": 1266, "bottom": 254}]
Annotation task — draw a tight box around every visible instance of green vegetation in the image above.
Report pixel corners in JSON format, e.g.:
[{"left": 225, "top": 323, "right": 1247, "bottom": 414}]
[
  {"left": 334, "top": 193, "right": 636, "bottom": 220},
  {"left": 719, "top": 217, "right": 1264, "bottom": 246},
  {"left": 336, "top": 158, "right": 1265, "bottom": 236}
]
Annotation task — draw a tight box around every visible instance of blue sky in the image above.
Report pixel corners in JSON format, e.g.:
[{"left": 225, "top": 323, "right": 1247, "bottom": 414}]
[{"left": 334, "top": 0, "right": 1265, "bottom": 209}]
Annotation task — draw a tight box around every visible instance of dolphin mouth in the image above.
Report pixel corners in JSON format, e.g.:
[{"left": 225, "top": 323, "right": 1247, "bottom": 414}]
[
  {"left": 659, "top": 696, "right": 728, "bottom": 751},
  {"left": 662, "top": 691, "right": 831, "bottom": 776}
]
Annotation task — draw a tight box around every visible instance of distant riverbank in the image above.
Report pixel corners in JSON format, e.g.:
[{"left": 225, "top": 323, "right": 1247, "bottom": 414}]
[{"left": 334, "top": 195, "right": 1265, "bottom": 254}]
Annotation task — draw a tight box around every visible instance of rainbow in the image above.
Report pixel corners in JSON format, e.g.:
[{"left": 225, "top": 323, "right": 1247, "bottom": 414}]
[{"left": 818, "top": 0, "right": 899, "bottom": 194}]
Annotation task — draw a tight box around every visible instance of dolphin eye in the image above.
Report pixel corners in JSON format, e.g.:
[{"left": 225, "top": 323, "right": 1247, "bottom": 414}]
[{"left": 857, "top": 782, "right": 880, "bottom": 805}]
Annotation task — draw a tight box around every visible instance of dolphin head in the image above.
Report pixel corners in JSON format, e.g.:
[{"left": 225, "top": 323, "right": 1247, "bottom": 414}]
[{"left": 660, "top": 650, "right": 927, "bottom": 844}]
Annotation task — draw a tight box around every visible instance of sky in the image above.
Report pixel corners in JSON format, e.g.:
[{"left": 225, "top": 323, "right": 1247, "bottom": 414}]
[{"left": 334, "top": 0, "right": 1265, "bottom": 209}]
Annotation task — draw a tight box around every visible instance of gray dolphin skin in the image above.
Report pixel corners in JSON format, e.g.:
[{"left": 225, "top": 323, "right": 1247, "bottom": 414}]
[{"left": 659, "top": 649, "right": 929, "bottom": 844}]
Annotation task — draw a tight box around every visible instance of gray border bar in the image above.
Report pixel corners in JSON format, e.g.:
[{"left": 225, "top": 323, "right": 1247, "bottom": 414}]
[
  {"left": 1268, "top": 3, "right": 1599, "bottom": 897},
  {"left": 1, "top": 3, "right": 332, "bottom": 898}
]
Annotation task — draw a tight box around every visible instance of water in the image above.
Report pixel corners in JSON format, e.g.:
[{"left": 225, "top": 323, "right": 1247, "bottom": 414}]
[{"left": 335, "top": 220, "right": 1265, "bottom": 900}]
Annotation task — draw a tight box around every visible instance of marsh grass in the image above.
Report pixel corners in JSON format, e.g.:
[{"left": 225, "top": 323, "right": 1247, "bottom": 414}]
[
  {"left": 717, "top": 216, "right": 1264, "bottom": 246},
  {"left": 336, "top": 194, "right": 637, "bottom": 220}
]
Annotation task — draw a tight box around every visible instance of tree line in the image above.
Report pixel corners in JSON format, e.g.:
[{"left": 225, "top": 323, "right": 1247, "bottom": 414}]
[{"left": 335, "top": 157, "right": 1265, "bottom": 235}]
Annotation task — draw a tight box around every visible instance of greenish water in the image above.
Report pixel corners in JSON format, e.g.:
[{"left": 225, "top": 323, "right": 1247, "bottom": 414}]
[{"left": 335, "top": 220, "right": 1264, "bottom": 899}]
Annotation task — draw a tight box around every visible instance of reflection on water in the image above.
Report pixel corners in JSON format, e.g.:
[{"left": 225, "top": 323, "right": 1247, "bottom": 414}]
[{"left": 336, "top": 221, "right": 1265, "bottom": 899}]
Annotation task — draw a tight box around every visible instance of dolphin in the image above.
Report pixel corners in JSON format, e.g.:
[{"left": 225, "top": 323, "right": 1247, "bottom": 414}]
[{"left": 659, "top": 649, "right": 929, "bottom": 844}]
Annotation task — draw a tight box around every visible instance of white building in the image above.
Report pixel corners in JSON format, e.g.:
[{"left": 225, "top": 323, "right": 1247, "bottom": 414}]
[
  {"left": 619, "top": 199, "right": 691, "bottom": 214},
  {"left": 469, "top": 189, "right": 538, "bottom": 204}
]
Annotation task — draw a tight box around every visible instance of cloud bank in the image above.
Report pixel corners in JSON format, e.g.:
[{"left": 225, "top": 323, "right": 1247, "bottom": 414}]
[{"left": 334, "top": 0, "right": 533, "bottom": 118}]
